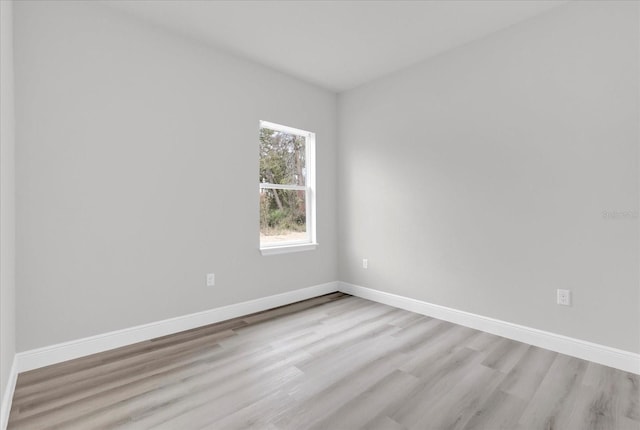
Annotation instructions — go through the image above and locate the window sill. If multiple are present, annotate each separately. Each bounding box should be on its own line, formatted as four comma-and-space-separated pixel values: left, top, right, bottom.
260, 243, 318, 256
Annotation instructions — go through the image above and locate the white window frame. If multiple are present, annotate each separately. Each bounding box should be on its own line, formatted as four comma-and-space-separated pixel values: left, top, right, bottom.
259, 120, 317, 256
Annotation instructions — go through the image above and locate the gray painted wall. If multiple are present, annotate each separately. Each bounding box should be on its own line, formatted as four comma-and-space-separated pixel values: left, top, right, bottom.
338, 1, 640, 353
10, 0, 639, 357
1, 0, 17, 406
14, 1, 338, 351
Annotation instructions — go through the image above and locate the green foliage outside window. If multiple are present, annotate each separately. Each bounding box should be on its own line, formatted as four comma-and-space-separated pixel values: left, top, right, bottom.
259, 128, 307, 236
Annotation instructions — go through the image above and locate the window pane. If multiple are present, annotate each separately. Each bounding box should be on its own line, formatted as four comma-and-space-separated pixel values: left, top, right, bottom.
260, 188, 307, 245
259, 127, 306, 186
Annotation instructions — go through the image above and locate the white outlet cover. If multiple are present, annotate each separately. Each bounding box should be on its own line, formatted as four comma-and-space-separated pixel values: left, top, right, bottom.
557, 289, 571, 306
362, 259, 368, 269
206, 273, 215, 286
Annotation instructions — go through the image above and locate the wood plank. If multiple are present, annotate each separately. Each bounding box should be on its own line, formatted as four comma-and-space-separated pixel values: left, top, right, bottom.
8, 293, 638, 430
516, 354, 589, 429
462, 389, 528, 430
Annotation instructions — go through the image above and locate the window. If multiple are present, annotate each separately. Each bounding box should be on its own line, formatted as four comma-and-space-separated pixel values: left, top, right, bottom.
259, 121, 316, 255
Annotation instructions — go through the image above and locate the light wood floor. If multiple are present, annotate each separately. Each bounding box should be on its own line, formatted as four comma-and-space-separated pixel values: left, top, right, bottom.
8, 293, 640, 429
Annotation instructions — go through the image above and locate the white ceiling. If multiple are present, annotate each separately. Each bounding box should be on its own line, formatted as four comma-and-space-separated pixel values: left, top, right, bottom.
104, 0, 567, 92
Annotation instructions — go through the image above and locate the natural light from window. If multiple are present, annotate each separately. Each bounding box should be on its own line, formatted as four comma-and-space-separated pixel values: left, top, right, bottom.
259, 121, 316, 255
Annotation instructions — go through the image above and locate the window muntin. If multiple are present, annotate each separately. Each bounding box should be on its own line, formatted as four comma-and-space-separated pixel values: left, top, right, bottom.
259, 121, 315, 251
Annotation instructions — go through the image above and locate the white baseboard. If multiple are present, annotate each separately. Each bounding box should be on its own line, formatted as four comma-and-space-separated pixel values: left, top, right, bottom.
16, 282, 339, 373
1, 357, 18, 430
338, 282, 640, 375
12, 280, 639, 379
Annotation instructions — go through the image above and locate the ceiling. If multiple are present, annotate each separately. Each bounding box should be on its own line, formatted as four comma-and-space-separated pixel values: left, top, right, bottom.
104, 0, 568, 92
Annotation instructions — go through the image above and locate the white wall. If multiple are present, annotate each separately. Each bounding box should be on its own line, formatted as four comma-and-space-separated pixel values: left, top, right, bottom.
1, 0, 17, 408
339, 0, 640, 353
14, 1, 338, 351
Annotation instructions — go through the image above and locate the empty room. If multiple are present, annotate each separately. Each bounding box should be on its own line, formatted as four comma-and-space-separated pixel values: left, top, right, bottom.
0, 0, 639, 429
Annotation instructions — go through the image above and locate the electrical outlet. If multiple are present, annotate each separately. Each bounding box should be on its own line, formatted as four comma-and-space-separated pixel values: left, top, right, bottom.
557, 289, 571, 306
206, 273, 215, 287
362, 259, 368, 269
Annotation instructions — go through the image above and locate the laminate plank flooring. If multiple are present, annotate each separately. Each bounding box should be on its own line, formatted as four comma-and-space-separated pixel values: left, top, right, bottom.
8, 293, 640, 430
